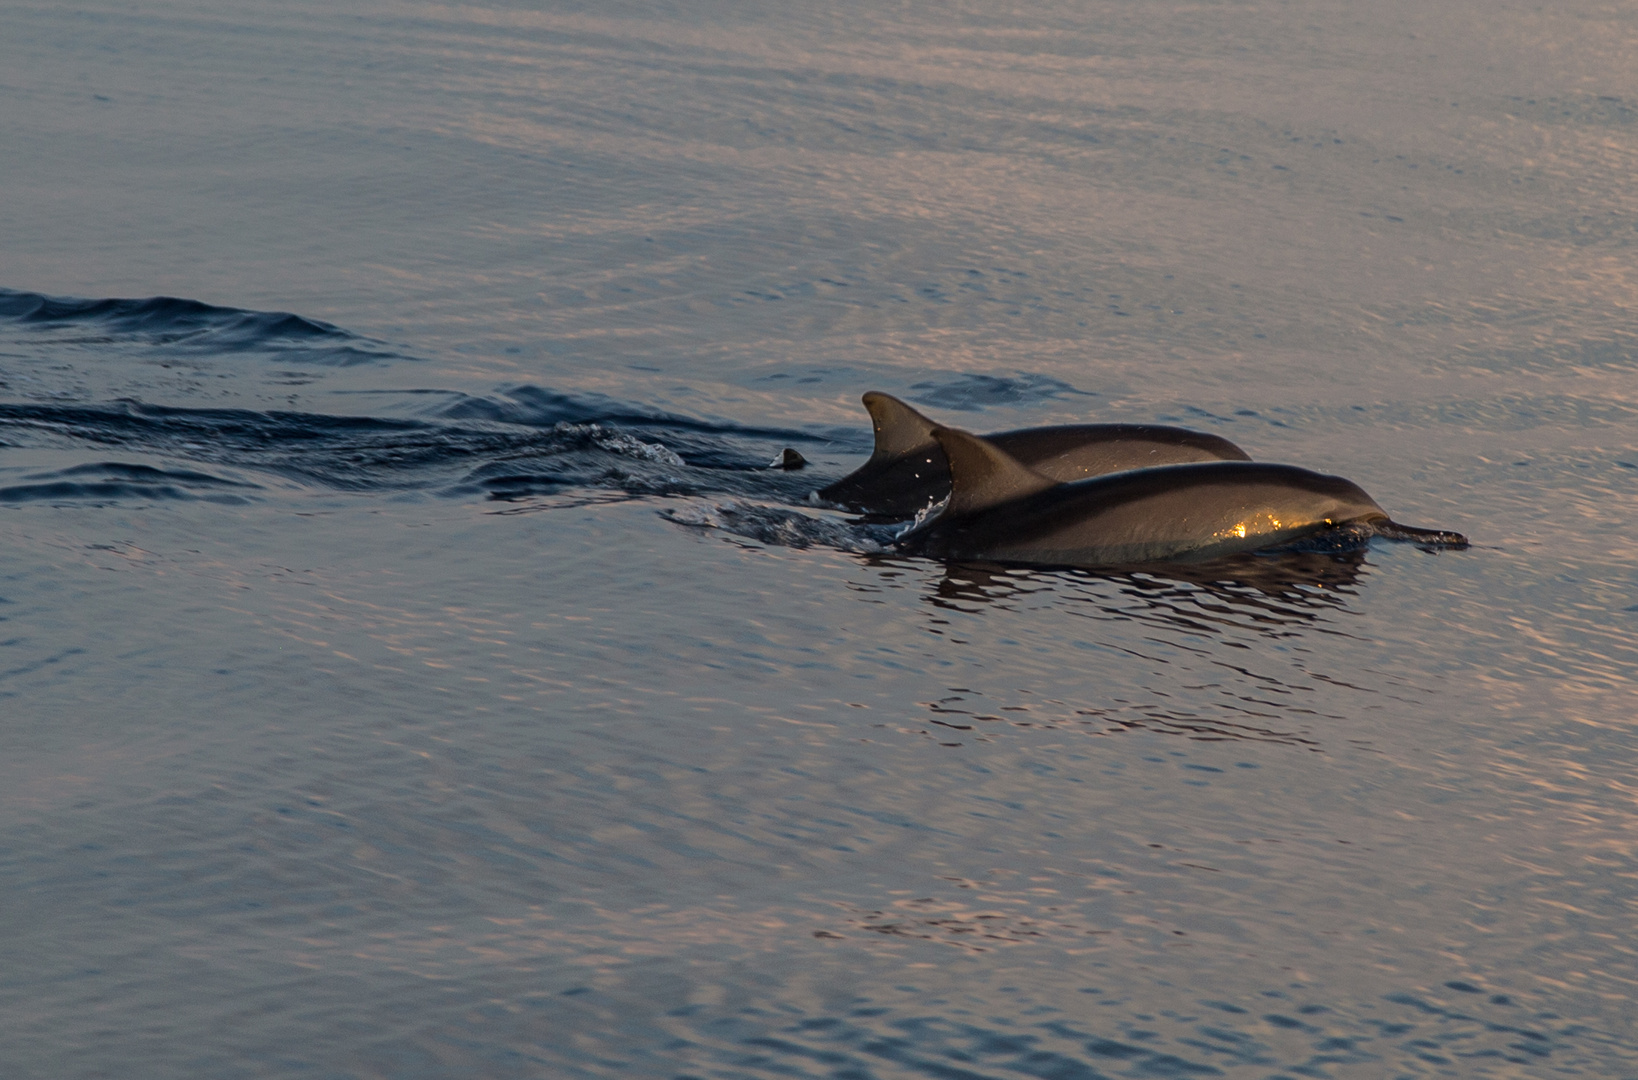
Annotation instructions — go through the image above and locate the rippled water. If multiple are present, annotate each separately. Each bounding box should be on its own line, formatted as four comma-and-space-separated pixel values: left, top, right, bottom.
3, 1, 1637, 1077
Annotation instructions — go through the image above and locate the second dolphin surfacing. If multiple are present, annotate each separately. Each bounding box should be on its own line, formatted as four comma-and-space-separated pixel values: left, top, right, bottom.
813, 392, 1249, 519
897, 427, 1466, 566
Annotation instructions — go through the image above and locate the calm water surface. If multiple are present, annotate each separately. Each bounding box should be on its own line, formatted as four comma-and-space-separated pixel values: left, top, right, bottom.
3, 1, 1637, 1076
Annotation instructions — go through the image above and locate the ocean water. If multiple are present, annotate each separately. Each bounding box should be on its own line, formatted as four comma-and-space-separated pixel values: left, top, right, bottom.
3, 1, 1637, 1076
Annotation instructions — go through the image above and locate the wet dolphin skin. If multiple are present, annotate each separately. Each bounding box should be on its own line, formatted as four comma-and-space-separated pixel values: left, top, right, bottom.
815, 391, 1250, 519
897, 427, 1467, 566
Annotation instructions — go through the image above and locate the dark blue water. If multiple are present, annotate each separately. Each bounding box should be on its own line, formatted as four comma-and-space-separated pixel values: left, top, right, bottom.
3, 2, 1637, 1077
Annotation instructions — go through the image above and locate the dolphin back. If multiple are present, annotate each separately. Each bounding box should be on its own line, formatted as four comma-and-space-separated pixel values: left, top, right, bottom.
937, 424, 1057, 515
990, 423, 1251, 480
903, 437, 1402, 566
812, 393, 947, 517
814, 392, 1254, 519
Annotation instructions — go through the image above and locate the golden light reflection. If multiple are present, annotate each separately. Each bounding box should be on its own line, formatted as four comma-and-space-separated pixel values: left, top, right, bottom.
1216, 515, 1284, 543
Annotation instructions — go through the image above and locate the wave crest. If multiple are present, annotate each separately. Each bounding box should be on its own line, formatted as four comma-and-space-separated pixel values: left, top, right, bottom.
0, 289, 407, 365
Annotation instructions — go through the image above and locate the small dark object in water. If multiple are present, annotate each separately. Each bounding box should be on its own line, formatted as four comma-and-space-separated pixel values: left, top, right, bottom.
772, 447, 807, 470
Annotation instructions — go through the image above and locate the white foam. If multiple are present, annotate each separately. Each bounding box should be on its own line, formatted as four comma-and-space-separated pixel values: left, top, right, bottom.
662, 500, 890, 553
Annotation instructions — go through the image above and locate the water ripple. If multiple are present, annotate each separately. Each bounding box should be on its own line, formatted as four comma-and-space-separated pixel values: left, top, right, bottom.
0, 288, 407, 366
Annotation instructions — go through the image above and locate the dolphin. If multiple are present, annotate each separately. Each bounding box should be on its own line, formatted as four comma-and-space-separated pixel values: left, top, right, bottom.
813, 391, 1250, 519
896, 426, 1466, 567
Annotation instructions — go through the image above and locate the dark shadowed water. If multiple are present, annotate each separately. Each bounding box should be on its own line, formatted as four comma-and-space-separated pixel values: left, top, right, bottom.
3, 1, 1637, 1076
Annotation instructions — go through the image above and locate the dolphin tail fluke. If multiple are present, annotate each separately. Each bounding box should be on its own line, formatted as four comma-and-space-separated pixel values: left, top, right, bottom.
1374, 520, 1469, 548
931, 426, 1058, 516
861, 392, 939, 458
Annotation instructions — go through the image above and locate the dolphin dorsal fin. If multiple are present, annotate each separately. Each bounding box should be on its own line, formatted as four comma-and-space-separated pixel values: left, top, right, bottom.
862, 392, 938, 459
933, 426, 1057, 515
